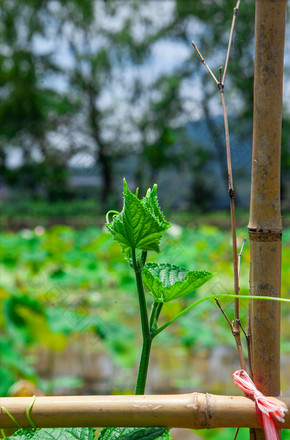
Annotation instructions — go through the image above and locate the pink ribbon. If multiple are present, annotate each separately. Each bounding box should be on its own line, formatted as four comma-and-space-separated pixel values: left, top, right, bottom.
233, 369, 287, 440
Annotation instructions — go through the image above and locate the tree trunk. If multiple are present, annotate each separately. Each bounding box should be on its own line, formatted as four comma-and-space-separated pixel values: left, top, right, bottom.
248, 1, 286, 438
87, 88, 114, 211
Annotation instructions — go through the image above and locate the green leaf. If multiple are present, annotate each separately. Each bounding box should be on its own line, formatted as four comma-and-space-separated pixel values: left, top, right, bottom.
4, 428, 96, 440
98, 427, 171, 440
106, 179, 170, 254
141, 185, 168, 228
143, 263, 214, 303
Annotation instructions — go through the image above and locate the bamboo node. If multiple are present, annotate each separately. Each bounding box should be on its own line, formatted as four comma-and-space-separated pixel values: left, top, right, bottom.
205, 393, 211, 429
248, 231, 282, 242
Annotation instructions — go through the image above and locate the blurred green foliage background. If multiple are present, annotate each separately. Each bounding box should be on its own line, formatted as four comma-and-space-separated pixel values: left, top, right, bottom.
1, 223, 290, 395
1, 223, 290, 438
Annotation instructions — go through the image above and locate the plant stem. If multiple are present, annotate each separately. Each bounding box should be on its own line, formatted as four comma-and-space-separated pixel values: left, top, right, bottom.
152, 294, 290, 338
132, 249, 152, 395
149, 301, 159, 330
149, 301, 163, 331
154, 303, 163, 329
140, 250, 147, 269
132, 249, 150, 340
135, 337, 152, 395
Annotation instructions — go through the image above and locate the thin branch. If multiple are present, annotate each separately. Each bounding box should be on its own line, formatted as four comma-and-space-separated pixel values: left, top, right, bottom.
219, 90, 233, 190
247, 330, 253, 378
233, 427, 240, 440
220, 89, 245, 370
222, 0, 241, 85
219, 66, 223, 84
191, 41, 219, 85
215, 299, 247, 372
219, 0, 244, 368
238, 318, 253, 377
238, 320, 247, 339
239, 319, 253, 377
237, 238, 247, 278
236, 237, 250, 371
215, 297, 233, 331
191, 1, 246, 371
152, 293, 290, 339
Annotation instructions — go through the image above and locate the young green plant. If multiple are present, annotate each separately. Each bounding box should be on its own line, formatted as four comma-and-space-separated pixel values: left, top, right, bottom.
106, 179, 214, 395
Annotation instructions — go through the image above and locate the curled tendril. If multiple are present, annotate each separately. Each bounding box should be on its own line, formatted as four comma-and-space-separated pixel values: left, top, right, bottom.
1, 406, 22, 429
105, 210, 119, 224
26, 395, 37, 429
1, 395, 37, 431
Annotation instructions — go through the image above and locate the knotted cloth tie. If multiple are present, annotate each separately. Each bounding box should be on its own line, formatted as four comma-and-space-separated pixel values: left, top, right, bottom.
233, 369, 287, 440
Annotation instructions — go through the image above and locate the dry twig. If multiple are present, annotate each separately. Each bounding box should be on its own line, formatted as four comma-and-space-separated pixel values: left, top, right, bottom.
215, 297, 233, 331
237, 238, 247, 278
223, 0, 241, 85
191, 42, 219, 85
233, 428, 240, 440
192, 0, 245, 371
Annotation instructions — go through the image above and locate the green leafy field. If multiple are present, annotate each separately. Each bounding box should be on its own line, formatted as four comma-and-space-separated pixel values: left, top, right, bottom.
0, 223, 290, 438
1, 224, 290, 392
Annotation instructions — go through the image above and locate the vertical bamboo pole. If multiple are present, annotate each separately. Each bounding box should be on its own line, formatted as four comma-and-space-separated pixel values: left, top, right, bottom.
248, 1, 286, 438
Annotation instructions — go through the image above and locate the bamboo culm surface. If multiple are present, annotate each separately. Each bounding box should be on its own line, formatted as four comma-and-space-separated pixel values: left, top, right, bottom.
0, 394, 289, 430
248, 0, 286, 396
248, 1, 287, 437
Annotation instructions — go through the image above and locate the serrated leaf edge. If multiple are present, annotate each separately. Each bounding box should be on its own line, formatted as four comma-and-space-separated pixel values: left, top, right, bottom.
143, 263, 214, 303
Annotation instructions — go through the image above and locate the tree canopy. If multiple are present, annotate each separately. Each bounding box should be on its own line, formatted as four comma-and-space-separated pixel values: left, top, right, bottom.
0, 0, 288, 211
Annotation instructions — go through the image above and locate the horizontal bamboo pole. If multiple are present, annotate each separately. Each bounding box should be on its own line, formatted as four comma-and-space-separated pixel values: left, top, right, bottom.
0, 394, 289, 430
